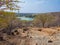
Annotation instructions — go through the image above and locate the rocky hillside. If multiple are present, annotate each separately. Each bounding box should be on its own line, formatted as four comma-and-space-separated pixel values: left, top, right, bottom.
0, 27, 60, 45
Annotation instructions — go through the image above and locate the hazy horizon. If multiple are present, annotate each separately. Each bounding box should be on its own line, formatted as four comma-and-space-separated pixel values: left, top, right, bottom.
17, 11, 60, 13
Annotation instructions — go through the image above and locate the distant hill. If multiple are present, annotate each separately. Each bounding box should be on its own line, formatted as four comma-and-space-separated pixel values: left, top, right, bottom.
16, 13, 34, 17
49, 12, 60, 17
16, 12, 60, 17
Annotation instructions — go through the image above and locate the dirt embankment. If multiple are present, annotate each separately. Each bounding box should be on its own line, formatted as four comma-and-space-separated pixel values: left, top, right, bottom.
0, 27, 60, 45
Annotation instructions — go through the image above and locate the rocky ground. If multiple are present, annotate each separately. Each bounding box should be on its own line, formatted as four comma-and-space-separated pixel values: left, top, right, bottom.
0, 27, 60, 45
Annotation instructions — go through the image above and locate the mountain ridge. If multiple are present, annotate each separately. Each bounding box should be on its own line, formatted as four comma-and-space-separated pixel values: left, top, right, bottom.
16, 12, 60, 17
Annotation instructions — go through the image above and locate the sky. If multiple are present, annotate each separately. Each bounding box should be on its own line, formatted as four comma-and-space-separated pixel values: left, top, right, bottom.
18, 0, 60, 13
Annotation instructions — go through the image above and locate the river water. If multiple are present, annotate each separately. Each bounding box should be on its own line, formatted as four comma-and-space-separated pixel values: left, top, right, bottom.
17, 16, 34, 21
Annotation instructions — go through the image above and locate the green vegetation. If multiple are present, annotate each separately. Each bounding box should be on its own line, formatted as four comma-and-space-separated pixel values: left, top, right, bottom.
0, 0, 20, 30
0, 11, 16, 30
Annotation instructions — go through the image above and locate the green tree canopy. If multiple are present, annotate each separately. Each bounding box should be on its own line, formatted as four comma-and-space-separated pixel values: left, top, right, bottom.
0, 11, 16, 30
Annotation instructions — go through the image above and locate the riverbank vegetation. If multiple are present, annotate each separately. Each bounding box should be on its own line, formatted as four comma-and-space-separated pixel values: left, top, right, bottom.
0, 11, 60, 32
18, 12, 60, 28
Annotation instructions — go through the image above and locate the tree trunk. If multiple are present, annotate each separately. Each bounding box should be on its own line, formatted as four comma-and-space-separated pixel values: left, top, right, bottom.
42, 23, 45, 27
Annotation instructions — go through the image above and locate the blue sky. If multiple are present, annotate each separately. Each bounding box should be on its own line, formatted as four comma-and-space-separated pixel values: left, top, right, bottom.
18, 0, 60, 13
